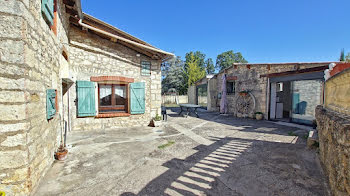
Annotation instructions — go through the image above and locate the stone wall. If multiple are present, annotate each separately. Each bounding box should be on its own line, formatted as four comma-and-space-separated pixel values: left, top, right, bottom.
187, 85, 196, 104
292, 80, 322, 118
69, 26, 162, 131
316, 106, 350, 195
325, 68, 350, 115
210, 63, 329, 119
0, 0, 69, 195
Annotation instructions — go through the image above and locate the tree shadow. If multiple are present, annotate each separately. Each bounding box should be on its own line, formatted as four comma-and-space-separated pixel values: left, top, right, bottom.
119, 136, 328, 196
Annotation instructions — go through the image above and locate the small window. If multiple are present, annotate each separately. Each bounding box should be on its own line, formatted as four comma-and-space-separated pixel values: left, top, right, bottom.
277, 82, 283, 92
141, 61, 151, 76
98, 84, 128, 113
227, 81, 235, 94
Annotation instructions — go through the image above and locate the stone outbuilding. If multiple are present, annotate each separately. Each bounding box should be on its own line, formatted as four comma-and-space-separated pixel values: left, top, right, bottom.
0, 0, 172, 195
198, 62, 341, 125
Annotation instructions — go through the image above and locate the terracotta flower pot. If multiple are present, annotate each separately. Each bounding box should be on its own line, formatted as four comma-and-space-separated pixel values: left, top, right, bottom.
153, 120, 162, 127
55, 149, 68, 161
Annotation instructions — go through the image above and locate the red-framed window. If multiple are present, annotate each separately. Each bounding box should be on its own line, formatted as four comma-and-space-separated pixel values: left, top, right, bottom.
98, 83, 129, 114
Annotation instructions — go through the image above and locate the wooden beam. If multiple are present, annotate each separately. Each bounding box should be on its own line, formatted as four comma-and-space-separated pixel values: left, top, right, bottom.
65, 5, 78, 16
62, 0, 75, 6
260, 66, 328, 78
118, 40, 157, 59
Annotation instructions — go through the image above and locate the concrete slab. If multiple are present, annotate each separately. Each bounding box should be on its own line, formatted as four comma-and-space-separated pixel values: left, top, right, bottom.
35, 109, 330, 196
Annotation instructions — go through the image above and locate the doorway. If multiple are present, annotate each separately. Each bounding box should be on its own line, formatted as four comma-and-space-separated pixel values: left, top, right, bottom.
196, 84, 207, 109
269, 80, 323, 125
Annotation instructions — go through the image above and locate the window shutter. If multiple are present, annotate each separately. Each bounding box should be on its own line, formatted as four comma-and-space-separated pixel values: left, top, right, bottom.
130, 82, 145, 114
77, 81, 96, 117
141, 61, 151, 76
46, 89, 56, 120
42, 0, 54, 26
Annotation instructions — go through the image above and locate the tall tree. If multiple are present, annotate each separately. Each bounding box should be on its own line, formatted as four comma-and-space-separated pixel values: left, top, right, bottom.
185, 53, 206, 86
205, 58, 215, 74
340, 48, 345, 62
345, 53, 350, 63
185, 51, 206, 71
161, 56, 187, 95
216, 50, 248, 71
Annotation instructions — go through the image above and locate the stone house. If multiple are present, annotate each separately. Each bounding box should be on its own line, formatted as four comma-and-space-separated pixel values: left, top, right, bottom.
0, 0, 172, 195
196, 62, 340, 125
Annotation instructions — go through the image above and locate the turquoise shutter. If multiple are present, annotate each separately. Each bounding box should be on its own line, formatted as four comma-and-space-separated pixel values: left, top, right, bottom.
46, 89, 56, 120
42, 0, 54, 26
77, 81, 96, 117
130, 82, 145, 114
141, 61, 151, 76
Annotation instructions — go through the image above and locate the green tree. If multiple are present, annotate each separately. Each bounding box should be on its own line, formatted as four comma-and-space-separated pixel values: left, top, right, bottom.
186, 53, 206, 86
216, 50, 248, 71
340, 48, 345, 62
161, 56, 187, 95
345, 53, 350, 62
185, 51, 206, 71
205, 58, 215, 74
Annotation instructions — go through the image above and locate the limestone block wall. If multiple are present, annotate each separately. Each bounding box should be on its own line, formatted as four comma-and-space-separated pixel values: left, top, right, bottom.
207, 77, 218, 111
316, 67, 350, 195
69, 27, 162, 131
212, 63, 328, 118
187, 85, 196, 104
292, 80, 322, 118
325, 68, 350, 115
316, 106, 350, 195
0, 0, 69, 195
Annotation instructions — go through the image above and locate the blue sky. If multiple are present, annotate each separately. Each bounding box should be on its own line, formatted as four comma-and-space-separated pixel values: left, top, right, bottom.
82, 0, 350, 63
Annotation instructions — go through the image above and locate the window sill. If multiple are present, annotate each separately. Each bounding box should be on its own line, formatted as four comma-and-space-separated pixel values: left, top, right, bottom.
96, 113, 131, 118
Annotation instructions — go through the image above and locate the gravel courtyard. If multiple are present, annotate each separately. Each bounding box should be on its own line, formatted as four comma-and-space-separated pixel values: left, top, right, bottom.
35, 108, 330, 196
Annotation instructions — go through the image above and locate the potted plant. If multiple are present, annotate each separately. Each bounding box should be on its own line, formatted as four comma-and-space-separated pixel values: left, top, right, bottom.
239, 90, 249, 96
55, 115, 68, 161
255, 112, 263, 120
153, 114, 162, 127
55, 145, 68, 161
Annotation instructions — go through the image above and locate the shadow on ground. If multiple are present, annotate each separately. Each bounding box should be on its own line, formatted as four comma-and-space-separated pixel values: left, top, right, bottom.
120, 135, 328, 195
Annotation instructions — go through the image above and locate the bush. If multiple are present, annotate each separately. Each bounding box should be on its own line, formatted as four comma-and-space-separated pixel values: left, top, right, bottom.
154, 114, 162, 121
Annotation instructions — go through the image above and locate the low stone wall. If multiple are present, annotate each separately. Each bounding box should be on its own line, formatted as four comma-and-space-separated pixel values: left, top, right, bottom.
162, 95, 188, 104
315, 105, 350, 195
